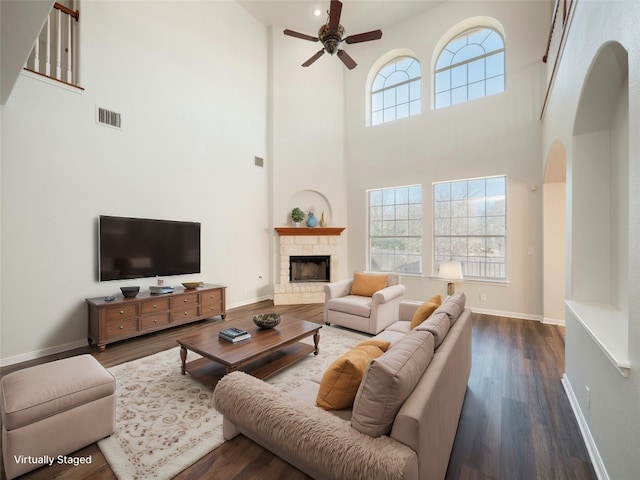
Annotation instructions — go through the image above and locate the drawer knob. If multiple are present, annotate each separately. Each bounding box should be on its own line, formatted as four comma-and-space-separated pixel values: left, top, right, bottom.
119, 310, 124, 315
184, 311, 188, 316
184, 299, 188, 303
119, 325, 124, 330
153, 319, 157, 324
153, 304, 158, 309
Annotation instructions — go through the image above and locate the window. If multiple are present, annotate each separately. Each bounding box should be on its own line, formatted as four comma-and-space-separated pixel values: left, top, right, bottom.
433, 176, 506, 279
434, 27, 504, 109
371, 57, 421, 126
368, 185, 422, 274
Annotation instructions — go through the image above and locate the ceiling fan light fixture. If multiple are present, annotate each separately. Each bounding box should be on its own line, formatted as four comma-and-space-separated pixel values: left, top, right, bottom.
283, 0, 382, 70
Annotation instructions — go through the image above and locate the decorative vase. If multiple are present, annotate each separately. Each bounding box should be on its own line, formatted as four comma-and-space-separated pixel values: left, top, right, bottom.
320, 211, 327, 227
306, 212, 318, 228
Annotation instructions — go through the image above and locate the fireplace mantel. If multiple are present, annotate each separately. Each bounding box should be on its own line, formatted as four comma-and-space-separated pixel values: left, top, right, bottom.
274, 227, 345, 236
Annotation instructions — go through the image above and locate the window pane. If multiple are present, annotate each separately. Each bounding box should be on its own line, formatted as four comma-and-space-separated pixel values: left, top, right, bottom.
486, 52, 505, 77
435, 70, 450, 93
370, 56, 422, 126
433, 175, 507, 279
396, 83, 409, 104
409, 80, 421, 101
483, 30, 504, 53
486, 75, 504, 95
372, 92, 383, 112
436, 49, 454, 69
451, 64, 467, 88
435, 91, 450, 109
468, 58, 485, 83
468, 81, 485, 100
434, 27, 505, 110
368, 185, 422, 274
451, 86, 467, 104
386, 70, 409, 88
452, 44, 485, 65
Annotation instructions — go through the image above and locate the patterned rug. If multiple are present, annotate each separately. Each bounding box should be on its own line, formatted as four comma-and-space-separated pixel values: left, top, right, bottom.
98, 325, 368, 479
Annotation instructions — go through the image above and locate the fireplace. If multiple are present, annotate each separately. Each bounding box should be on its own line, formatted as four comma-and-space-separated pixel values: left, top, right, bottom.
289, 255, 330, 283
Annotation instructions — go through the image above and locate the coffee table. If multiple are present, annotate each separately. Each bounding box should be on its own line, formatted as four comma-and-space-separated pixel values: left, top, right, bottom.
176, 316, 321, 383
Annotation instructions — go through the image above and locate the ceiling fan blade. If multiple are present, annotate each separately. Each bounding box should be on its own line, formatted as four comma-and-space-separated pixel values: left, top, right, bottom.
284, 29, 319, 42
328, 0, 343, 30
344, 29, 383, 44
337, 49, 357, 70
302, 49, 325, 67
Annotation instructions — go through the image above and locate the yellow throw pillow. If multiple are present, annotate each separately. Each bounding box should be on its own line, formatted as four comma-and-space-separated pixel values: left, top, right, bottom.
350, 273, 389, 297
410, 294, 442, 330
316, 340, 390, 410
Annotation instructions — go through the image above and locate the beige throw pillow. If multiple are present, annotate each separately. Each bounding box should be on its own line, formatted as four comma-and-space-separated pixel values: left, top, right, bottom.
351, 331, 435, 437
350, 273, 388, 297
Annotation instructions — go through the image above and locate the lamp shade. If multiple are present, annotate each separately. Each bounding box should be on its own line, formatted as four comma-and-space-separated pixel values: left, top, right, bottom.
438, 261, 463, 281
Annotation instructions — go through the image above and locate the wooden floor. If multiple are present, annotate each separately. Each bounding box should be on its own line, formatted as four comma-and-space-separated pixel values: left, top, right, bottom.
0, 301, 596, 480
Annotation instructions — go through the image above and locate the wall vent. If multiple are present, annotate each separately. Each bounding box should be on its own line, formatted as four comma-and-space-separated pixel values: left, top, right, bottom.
96, 106, 122, 129
254, 156, 264, 167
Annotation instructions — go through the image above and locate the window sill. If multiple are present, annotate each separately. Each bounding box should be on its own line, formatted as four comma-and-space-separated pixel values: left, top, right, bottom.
427, 275, 510, 286
565, 300, 630, 378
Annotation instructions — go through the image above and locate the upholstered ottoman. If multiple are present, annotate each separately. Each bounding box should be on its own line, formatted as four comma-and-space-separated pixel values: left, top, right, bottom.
1, 354, 115, 479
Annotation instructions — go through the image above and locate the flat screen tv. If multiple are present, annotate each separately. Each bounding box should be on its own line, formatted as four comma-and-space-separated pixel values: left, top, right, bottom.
98, 215, 201, 281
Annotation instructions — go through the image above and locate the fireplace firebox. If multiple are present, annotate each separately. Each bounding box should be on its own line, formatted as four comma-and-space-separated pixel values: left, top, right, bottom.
289, 255, 330, 283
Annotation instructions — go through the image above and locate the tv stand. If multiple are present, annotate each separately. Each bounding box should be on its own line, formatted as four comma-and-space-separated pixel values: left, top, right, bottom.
86, 283, 226, 352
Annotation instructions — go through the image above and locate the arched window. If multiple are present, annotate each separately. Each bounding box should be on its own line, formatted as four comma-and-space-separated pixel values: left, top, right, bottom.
434, 27, 504, 109
371, 56, 421, 125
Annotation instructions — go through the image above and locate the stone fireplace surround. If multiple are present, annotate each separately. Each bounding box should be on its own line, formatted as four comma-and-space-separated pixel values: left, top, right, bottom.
273, 227, 345, 305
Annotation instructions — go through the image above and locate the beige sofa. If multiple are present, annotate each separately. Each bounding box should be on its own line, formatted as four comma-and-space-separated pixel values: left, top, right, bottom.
324, 272, 406, 334
214, 293, 471, 480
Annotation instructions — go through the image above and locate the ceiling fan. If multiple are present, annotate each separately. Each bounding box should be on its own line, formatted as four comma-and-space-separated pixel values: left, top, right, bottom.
283, 0, 383, 70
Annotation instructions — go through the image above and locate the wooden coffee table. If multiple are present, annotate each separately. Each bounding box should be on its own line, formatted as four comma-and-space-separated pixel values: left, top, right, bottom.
176, 316, 321, 384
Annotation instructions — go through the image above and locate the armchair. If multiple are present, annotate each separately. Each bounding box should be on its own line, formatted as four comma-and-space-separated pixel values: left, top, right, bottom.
323, 272, 406, 334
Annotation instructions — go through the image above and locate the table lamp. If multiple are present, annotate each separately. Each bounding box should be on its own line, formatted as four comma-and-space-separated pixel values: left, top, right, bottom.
438, 261, 463, 295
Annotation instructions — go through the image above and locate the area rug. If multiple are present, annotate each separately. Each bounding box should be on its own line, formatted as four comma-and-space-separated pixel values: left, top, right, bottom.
98, 325, 369, 480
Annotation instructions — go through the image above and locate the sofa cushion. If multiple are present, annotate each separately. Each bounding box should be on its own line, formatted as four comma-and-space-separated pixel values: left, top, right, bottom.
326, 295, 372, 317
316, 340, 390, 410
409, 294, 442, 330
435, 292, 466, 326
350, 273, 388, 297
415, 311, 450, 348
351, 331, 435, 437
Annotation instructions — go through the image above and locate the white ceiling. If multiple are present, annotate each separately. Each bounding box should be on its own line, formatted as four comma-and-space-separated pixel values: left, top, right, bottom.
237, 0, 445, 37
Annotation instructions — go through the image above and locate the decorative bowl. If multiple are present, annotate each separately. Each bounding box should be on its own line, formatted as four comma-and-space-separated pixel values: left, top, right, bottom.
120, 286, 140, 298
253, 313, 281, 329
182, 282, 202, 289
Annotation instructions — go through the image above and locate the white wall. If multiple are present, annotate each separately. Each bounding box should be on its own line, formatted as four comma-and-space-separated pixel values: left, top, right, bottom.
542, 181, 565, 323
0, 1, 270, 363
342, 0, 547, 317
269, 27, 349, 283
542, 1, 640, 478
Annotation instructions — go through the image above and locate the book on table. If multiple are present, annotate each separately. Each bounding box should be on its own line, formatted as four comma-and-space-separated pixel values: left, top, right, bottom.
219, 331, 251, 343
219, 327, 248, 338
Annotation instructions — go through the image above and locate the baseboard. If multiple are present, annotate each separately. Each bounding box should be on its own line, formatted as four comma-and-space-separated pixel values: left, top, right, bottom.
227, 295, 273, 310
0, 338, 88, 367
561, 373, 609, 480
470, 307, 542, 322
542, 316, 566, 326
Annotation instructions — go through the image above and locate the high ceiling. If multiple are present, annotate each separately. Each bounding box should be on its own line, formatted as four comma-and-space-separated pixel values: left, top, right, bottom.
237, 0, 445, 37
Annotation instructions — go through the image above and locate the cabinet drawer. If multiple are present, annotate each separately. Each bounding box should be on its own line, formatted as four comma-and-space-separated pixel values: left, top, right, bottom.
104, 304, 138, 322
200, 289, 222, 306
140, 312, 171, 330
171, 293, 198, 309
140, 298, 170, 314
106, 317, 138, 338
171, 306, 199, 322
199, 303, 222, 317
